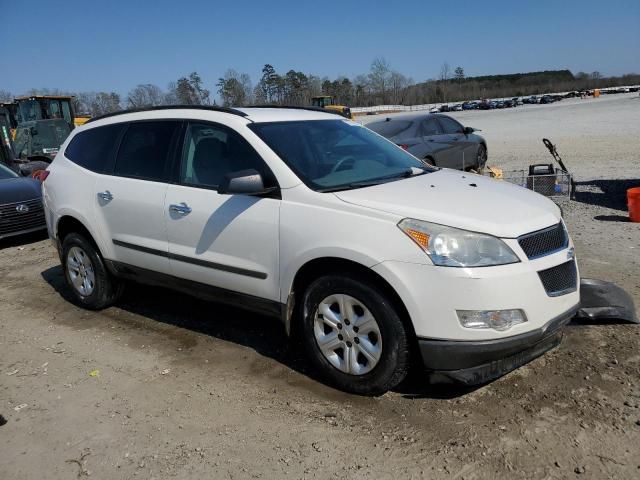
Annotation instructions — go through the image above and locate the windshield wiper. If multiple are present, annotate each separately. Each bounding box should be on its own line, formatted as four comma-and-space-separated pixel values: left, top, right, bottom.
317, 167, 428, 193
346, 167, 427, 189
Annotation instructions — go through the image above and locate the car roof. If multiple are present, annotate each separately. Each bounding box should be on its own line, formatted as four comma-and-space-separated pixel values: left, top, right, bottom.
368, 112, 451, 123
84, 105, 341, 127
237, 107, 340, 122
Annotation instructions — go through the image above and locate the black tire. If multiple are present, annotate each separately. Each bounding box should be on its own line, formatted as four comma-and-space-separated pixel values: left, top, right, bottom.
61, 233, 123, 310
476, 144, 487, 171
424, 156, 436, 167
299, 274, 410, 396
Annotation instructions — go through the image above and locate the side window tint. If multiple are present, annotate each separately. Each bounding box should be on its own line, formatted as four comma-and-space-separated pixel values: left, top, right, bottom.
438, 116, 463, 134
114, 121, 178, 181
180, 122, 272, 189
64, 124, 123, 173
421, 118, 441, 136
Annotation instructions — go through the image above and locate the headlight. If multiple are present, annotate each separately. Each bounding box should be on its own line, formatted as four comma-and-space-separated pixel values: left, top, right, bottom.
398, 219, 520, 267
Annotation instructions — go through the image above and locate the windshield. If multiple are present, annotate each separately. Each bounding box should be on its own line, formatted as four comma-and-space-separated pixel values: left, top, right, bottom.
250, 119, 431, 191
17, 100, 42, 123
31, 121, 71, 154
0, 163, 19, 179
367, 120, 412, 138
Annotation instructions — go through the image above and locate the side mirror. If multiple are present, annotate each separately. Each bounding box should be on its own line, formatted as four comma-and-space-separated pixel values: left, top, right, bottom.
463, 126, 475, 134
218, 169, 276, 196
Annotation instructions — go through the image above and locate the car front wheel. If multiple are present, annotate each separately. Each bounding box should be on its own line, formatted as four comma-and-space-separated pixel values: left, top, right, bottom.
300, 275, 410, 395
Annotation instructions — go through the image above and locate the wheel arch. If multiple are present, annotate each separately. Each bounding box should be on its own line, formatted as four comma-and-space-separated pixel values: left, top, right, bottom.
285, 257, 417, 347
424, 155, 436, 166
56, 215, 105, 259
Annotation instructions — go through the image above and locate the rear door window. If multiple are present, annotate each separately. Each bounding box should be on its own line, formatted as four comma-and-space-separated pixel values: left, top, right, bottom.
113, 121, 179, 182
437, 116, 463, 134
64, 124, 124, 173
420, 118, 442, 136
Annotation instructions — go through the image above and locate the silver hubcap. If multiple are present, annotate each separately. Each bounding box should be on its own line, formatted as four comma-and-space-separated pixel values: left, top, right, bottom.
66, 246, 96, 296
313, 294, 382, 375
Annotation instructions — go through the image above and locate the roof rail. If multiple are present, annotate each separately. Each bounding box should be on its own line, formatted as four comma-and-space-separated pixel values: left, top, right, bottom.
85, 105, 248, 124
242, 105, 344, 116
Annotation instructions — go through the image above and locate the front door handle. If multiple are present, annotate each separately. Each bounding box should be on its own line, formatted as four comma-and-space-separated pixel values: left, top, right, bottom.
169, 203, 192, 216
98, 190, 113, 201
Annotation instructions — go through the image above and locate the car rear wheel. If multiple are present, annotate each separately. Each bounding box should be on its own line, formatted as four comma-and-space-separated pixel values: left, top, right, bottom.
62, 233, 123, 310
300, 275, 410, 395
475, 144, 487, 173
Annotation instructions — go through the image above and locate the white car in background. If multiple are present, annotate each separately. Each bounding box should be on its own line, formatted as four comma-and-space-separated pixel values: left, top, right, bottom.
42, 106, 580, 395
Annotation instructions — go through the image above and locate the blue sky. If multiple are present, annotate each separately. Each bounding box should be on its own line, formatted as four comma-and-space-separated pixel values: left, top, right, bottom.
2, 0, 638, 98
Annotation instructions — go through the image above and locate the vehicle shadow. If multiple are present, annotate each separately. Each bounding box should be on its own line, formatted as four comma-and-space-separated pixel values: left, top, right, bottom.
40, 264, 478, 400
574, 178, 639, 211
0, 230, 48, 251
593, 214, 630, 222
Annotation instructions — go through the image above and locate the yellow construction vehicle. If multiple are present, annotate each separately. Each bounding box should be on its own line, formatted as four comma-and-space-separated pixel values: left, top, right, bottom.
311, 96, 352, 119
74, 115, 91, 126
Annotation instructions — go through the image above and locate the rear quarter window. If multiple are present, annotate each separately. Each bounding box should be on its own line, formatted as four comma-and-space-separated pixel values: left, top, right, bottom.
367, 120, 412, 138
64, 124, 124, 173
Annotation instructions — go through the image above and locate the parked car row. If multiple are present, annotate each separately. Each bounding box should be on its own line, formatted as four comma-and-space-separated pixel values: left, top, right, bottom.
433, 91, 593, 111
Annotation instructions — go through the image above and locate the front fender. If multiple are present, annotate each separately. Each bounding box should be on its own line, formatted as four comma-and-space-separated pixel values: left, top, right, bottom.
279, 246, 382, 304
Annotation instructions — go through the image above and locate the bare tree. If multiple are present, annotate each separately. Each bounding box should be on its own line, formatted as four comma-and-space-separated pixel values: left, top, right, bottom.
164, 82, 178, 105
439, 62, 451, 102
389, 71, 411, 104
89, 92, 121, 116
369, 57, 392, 104
127, 84, 165, 108
0, 90, 13, 102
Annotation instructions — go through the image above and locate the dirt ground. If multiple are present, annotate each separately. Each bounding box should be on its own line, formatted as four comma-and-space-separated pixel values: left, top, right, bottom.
2, 93, 639, 479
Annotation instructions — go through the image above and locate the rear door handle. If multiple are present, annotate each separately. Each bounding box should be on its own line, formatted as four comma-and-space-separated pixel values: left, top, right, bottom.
169, 203, 192, 216
98, 190, 113, 201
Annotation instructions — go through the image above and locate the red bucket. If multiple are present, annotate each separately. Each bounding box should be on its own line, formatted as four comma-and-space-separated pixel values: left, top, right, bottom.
628, 187, 640, 223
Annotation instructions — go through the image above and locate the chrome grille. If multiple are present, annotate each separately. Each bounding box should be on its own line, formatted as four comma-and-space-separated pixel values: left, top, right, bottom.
518, 223, 568, 259
0, 198, 46, 237
538, 260, 577, 297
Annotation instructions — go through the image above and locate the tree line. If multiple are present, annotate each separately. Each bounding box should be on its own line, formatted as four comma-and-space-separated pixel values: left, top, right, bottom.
1, 59, 638, 117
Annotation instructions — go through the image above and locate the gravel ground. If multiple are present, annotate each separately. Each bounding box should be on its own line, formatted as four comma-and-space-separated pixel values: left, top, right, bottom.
1, 94, 639, 479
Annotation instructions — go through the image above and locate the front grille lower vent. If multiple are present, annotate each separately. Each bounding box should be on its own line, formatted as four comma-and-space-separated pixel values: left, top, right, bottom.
538, 260, 578, 297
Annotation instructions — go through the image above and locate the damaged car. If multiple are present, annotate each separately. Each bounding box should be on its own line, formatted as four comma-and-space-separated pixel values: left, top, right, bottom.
43, 106, 580, 395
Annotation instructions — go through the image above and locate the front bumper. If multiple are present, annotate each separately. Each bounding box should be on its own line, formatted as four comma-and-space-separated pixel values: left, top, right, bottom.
418, 304, 578, 385
372, 246, 580, 341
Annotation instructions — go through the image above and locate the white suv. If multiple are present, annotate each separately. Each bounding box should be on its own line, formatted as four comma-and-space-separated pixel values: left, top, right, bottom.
42, 106, 580, 395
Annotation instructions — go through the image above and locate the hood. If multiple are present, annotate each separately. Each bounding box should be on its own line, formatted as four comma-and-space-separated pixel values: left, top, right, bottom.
0, 177, 42, 204
334, 169, 560, 238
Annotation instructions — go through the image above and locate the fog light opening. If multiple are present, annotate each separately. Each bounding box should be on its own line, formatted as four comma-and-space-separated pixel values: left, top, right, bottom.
456, 309, 527, 331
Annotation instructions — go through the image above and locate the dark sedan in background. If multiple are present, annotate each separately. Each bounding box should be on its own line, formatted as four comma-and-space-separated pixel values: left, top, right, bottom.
366, 113, 487, 171
0, 163, 46, 240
